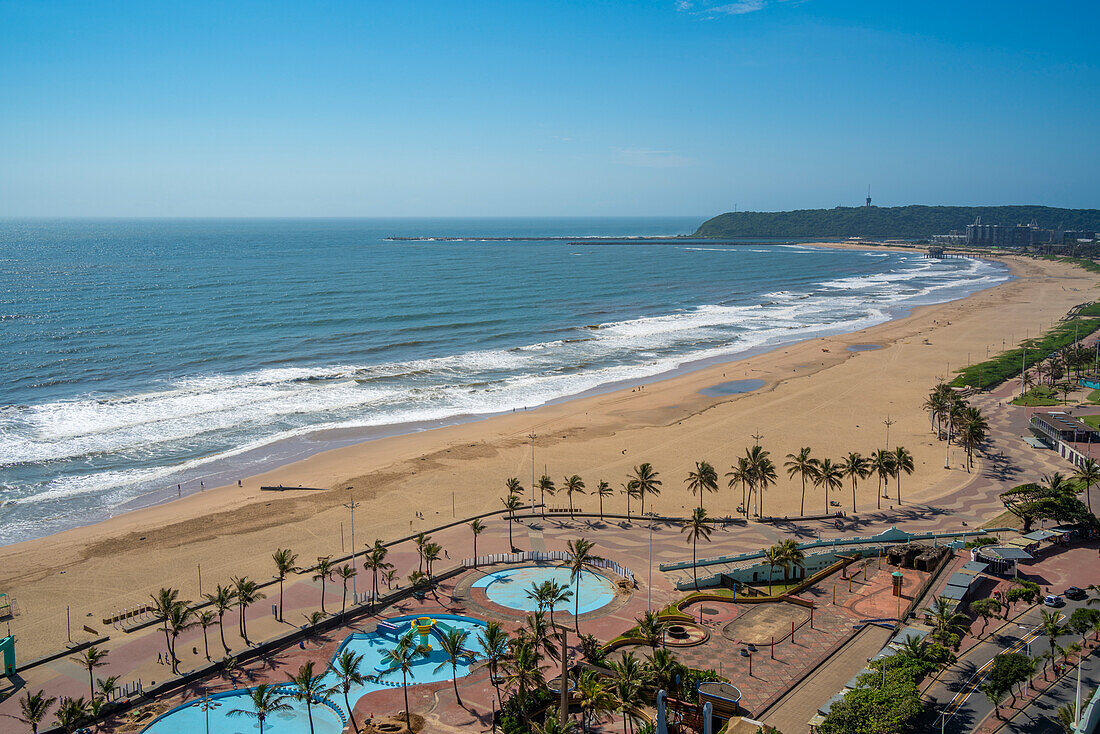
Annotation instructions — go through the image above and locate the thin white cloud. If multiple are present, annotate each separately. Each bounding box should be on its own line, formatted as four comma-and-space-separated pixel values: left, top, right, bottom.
677, 0, 799, 16
612, 148, 693, 168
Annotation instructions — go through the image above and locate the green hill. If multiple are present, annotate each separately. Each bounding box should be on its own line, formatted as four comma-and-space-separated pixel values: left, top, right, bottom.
693, 205, 1100, 239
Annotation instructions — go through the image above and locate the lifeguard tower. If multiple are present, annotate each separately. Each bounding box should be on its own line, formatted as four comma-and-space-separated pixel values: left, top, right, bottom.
1, 635, 14, 677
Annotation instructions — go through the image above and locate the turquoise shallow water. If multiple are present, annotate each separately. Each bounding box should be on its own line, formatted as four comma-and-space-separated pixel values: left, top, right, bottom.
142, 614, 486, 734
472, 566, 617, 614
0, 218, 1009, 544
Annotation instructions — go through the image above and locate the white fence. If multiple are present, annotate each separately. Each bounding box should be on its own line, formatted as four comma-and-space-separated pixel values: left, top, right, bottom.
462, 551, 635, 584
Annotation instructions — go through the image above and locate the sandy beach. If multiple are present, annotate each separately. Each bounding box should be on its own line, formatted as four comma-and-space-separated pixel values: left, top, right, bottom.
1, 253, 1095, 660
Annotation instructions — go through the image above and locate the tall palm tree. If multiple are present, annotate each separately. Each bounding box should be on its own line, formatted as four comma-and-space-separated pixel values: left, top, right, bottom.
620, 481, 638, 518
506, 477, 524, 498
52, 697, 88, 734
870, 449, 895, 509
752, 449, 778, 518
839, 451, 871, 513
469, 518, 485, 566
629, 463, 662, 516
70, 646, 107, 701
364, 540, 390, 606
924, 596, 969, 647
777, 538, 805, 582
1075, 457, 1100, 513
545, 580, 573, 626
205, 583, 237, 654
645, 648, 682, 696
785, 447, 820, 516
434, 627, 474, 708
607, 651, 650, 734
764, 544, 783, 595
165, 601, 196, 673
814, 458, 844, 514
333, 650, 365, 733
150, 587, 182, 673
633, 610, 666, 649
414, 532, 430, 574
523, 610, 559, 664
726, 458, 750, 516
381, 641, 430, 733
681, 507, 713, 591
1040, 609, 1069, 659
537, 475, 556, 516
575, 668, 616, 733
957, 407, 989, 473
502, 492, 523, 550
227, 683, 291, 734
288, 660, 332, 734
422, 542, 442, 577
313, 557, 335, 614
564, 538, 602, 634
504, 638, 545, 724
596, 480, 613, 519
271, 548, 300, 622
232, 576, 265, 643
892, 446, 915, 504
14, 689, 56, 734
685, 461, 718, 510
563, 475, 586, 517
922, 384, 950, 437
335, 564, 357, 614
195, 610, 215, 661
477, 621, 510, 717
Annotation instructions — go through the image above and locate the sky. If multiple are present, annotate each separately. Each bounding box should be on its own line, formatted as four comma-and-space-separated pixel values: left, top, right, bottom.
1, 1, 1097, 217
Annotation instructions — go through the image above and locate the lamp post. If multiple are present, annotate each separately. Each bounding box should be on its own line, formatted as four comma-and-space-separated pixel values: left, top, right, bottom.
344, 488, 359, 602
648, 513, 655, 611
528, 433, 537, 513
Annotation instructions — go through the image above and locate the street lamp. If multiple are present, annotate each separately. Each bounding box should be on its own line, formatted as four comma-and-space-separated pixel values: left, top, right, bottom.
528, 433, 537, 513
647, 512, 656, 611
344, 488, 360, 602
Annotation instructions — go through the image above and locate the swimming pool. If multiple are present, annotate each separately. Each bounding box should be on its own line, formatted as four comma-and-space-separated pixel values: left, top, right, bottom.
142, 614, 487, 734
471, 565, 617, 615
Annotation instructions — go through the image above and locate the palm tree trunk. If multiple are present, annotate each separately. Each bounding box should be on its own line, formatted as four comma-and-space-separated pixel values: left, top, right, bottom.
320, 580, 326, 614
693, 537, 699, 591
453, 663, 462, 707
402, 668, 411, 733
203, 626, 210, 660
307, 703, 315, 734
851, 478, 857, 513
345, 689, 358, 734
575, 577, 582, 635
219, 614, 229, 654
799, 477, 805, 515
279, 579, 285, 622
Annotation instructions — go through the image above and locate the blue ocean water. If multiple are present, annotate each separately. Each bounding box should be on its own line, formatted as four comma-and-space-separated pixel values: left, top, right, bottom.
0, 218, 1009, 544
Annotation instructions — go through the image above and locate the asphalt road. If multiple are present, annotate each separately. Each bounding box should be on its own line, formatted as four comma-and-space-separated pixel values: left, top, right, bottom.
923, 597, 1096, 733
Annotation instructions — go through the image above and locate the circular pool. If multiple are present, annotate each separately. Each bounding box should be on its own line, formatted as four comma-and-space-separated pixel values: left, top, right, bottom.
471, 565, 617, 615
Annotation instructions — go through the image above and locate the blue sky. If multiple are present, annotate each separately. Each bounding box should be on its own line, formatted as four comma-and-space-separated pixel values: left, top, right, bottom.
1, 1, 1097, 217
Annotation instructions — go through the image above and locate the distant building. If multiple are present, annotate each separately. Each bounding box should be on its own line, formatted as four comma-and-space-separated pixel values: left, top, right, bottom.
965, 222, 1051, 247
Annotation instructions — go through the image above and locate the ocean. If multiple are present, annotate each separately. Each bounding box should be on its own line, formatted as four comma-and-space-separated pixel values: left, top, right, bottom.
0, 218, 1009, 545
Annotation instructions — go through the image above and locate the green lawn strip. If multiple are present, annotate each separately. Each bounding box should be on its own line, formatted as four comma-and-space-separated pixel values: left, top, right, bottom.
1089, 388, 1100, 404
1009, 386, 1062, 406
1081, 414, 1100, 430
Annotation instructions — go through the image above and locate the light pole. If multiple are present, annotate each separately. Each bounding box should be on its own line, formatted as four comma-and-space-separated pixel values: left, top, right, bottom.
884, 415, 896, 494
648, 513, 655, 611
344, 488, 359, 602
528, 433, 537, 513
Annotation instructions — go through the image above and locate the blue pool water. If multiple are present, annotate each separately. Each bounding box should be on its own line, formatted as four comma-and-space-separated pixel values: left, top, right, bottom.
142, 614, 486, 734
471, 565, 617, 614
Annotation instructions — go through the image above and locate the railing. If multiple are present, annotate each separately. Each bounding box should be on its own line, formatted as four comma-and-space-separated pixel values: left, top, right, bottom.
461, 551, 635, 583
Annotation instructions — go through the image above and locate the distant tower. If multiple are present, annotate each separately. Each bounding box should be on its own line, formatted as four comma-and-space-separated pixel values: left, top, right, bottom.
865, 185, 872, 207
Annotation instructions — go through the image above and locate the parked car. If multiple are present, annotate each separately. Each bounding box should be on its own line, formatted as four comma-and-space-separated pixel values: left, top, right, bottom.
1044, 594, 1064, 607
1065, 586, 1087, 600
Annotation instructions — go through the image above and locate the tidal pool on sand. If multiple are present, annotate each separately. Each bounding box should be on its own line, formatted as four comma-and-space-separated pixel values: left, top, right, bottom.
471, 565, 617, 614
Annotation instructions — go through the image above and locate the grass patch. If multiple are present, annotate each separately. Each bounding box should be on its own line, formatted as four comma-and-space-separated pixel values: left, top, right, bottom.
1081, 415, 1100, 430
1088, 388, 1100, 404
980, 509, 1022, 530
743, 581, 802, 596
1010, 385, 1062, 406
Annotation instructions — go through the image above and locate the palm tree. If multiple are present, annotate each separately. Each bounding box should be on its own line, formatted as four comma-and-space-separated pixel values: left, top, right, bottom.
506, 477, 524, 498
271, 548, 300, 622
1054, 702, 1078, 733
629, 463, 662, 516
52, 697, 88, 734
288, 660, 331, 734
477, 621, 510, 717
502, 493, 523, 550
232, 576, 265, 643
778, 538, 806, 582
537, 475, 556, 516
13, 690, 56, 734
196, 610, 215, 660
70, 646, 107, 701
575, 668, 616, 733
313, 557, 335, 614
785, 447, 820, 516
957, 407, 989, 472
636, 610, 667, 649
227, 683, 291, 734
335, 564, 357, 614
333, 650, 365, 733
414, 532, 430, 574
422, 542, 442, 577
685, 461, 718, 510
645, 648, 682, 695
364, 540, 390, 606
892, 446, 914, 503
596, 480, 613, 519
1075, 457, 1100, 513
924, 596, 969, 647
205, 583, 237, 654
382, 641, 430, 732
563, 475, 586, 517
870, 449, 895, 509
726, 458, 750, 515
751, 448, 778, 517
1040, 609, 1069, 658
150, 587, 182, 673
526, 581, 552, 616
524, 611, 558, 664
839, 451, 871, 513
621, 481, 638, 518
982, 682, 1005, 720
814, 458, 844, 514
469, 518, 485, 566
607, 651, 650, 734
435, 627, 474, 707
504, 638, 546, 724
545, 580, 573, 626
167, 601, 196, 673
764, 544, 783, 595
923, 384, 951, 437
681, 507, 713, 591
564, 538, 602, 634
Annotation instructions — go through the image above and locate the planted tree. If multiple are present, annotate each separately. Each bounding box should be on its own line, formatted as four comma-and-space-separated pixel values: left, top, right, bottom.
785, 447, 820, 516
685, 460, 718, 510
839, 451, 871, 513
502, 493, 523, 550
205, 583, 237, 654
681, 507, 713, 591
336, 564, 357, 614
563, 474, 586, 517
70, 646, 108, 701
333, 650, 364, 733
313, 557, 335, 614
13, 689, 56, 734
288, 660, 332, 734
272, 548, 301, 622
227, 683, 291, 734
435, 627, 474, 708
629, 463, 662, 516
564, 538, 602, 634
596, 480, 613, 519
